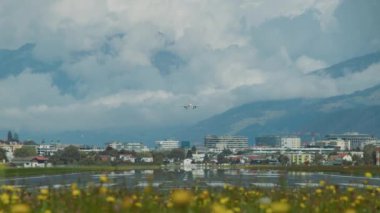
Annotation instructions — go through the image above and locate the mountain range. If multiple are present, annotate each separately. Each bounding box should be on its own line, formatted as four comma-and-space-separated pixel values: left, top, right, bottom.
180, 84, 380, 144
180, 52, 380, 144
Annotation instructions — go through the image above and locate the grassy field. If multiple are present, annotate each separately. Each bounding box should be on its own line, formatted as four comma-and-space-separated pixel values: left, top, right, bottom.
1, 164, 380, 178
0, 173, 378, 212
0, 165, 161, 178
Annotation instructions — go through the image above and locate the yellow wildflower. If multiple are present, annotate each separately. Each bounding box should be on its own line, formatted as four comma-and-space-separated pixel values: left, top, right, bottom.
167, 202, 173, 208
99, 175, 108, 183
0, 193, 10, 204
11, 204, 30, 213
345, 208, 356, 213
99, 186, 107, 194
271, 202, 290, 213
122, 197, 133, 209
171, 189, 193, 206
211, 203, 233, 213
11, 194, 19, 202
71, 183, 78, 191
347, 187, 355, 192
40, 188, 49, 195
220, 197, 229, 204
365, 172, 372, 178
300, 203, 306, 208
200, 190, 209, 199
356, 195, 364, 201
315, 189, 322, 195
1, 185, 15, 192
319, 180, 325, 186
37, 194, 47, 201
72, 189, 81, 197
135, 202, 142, 208
340, 196, 349, 202
106, 196, 115, 203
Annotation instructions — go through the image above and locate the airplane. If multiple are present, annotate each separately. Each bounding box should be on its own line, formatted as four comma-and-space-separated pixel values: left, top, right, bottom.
183, 103, 199, 110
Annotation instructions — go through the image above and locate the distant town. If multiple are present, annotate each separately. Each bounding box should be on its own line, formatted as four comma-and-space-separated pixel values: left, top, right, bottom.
1, 131, 380, 168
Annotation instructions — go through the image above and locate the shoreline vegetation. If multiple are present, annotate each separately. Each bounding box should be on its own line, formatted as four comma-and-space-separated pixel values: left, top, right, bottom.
0, 164, 380, 178
0, 173, 378, 212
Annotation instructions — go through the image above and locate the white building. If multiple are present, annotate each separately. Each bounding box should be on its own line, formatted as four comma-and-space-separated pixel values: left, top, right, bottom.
124, 142, 149, 152
107, 141, 124, 150
192, 153, 205, 163
325, 132, 377, 150
314, 139, 350, 150
286, 153, 313, 165
119, 154, 135, 163
37, 144, 59, 156
107, 141, 149, 152
204, 135, 248, 150
79, 145, 103, 153
280, 136, 301, 148
155, 140, 180, 150
141, 157, 154, 163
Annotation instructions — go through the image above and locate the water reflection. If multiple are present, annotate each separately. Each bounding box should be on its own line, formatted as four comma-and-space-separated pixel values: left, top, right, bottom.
1, 169, 379, 191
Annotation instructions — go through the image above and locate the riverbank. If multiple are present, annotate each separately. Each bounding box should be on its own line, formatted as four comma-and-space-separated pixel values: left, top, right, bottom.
0, 165, 161, 178
0, 164, 379, 178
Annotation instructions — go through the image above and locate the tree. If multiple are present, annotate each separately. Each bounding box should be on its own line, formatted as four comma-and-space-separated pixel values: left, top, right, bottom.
102, 146, 118, 157
168, 149, 185, 162
13, 133, 19, 142
203, 154, 210, 163
23, 140, 37, 145
221, 149, 233, 156
14, 146, 37, 157
352, 154, 364, 166
61, 145, 81, 164
191, 146, 197, 153
216, 149, 233, 164
78, 152, 97, 165
7, 131, 12, 142
152, 152, 166, 164
48, 150, 63, 165
363, 144, 376, 165
217, 153, 228, 164
278, 155, 289, 166
314, 153, 324, 165
0, 148, 7, 162
119, 149, 136, 156
186, 150, 193, 159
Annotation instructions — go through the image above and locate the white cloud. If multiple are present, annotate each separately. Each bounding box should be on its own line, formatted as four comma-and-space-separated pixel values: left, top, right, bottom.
313, 0, 341, 31
335, 63, 380, 94
3, 0, 379, 137
295, 55, 327, 73
0, 70, 74, 107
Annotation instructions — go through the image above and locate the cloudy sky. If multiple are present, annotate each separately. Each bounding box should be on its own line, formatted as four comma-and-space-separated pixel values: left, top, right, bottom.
0, 0, 379, 142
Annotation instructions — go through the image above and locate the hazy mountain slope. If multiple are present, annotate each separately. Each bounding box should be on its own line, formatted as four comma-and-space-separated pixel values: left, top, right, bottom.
311, 51, 380, 78
181, 84, 380, 143
0, 44, 60, 78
